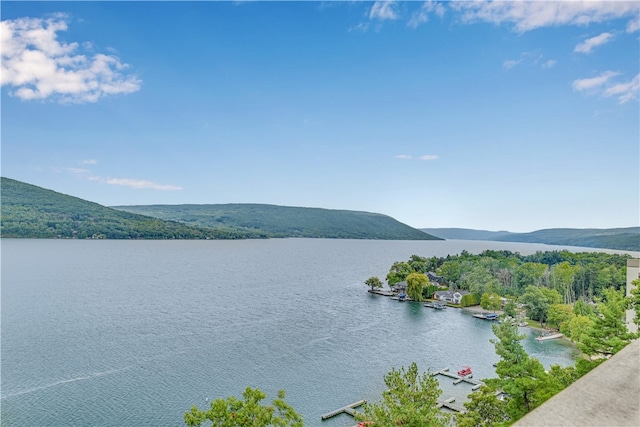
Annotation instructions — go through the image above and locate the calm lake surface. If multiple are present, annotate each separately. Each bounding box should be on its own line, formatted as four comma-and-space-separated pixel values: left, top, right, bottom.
3, 238, 625, 426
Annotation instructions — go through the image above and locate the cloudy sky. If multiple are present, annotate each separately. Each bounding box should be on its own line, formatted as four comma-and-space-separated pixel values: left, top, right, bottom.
2, 1, 638, 232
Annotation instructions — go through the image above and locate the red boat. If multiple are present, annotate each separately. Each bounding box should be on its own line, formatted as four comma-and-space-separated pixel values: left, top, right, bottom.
457, 366, 472, 377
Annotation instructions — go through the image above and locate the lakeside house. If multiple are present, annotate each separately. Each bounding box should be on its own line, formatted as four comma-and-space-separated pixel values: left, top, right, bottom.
427, 271, 445, 284
391, 281, 407, 294
433, 289, 470, 305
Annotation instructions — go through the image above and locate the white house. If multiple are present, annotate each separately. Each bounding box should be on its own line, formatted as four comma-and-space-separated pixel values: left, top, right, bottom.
433, 289, 470, 304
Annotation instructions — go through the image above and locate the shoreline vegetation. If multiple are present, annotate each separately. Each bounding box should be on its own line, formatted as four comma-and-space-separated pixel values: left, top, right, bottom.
358, 250, 639, 426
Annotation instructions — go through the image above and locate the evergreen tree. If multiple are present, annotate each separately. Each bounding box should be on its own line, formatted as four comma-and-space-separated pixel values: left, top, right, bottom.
184, 387, 302, 427
490, 322, 553, 421
455, 385, 509, 427
579, 287, 634, 357
356, 362, 447, 427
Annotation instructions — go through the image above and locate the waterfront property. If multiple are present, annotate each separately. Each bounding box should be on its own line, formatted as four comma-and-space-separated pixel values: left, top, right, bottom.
433, 289, 470, 304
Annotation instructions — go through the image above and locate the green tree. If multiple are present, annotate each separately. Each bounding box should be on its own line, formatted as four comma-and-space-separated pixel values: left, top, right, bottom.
514, 262, 548, 293
437, 260, 462, 286
490, 322, 554, 421
481, 293, 502, 312
386, 261, 413, 286
550, 262, 579, 304
455, 385, 509, 427
579, 287, 634, 358
406, 272, 429, 302
356, 362, 447, 427
573, 299, 594, 317
460, 293, 480, 307
503, 299, 518, 318
564, 314, 594, 344
184, 387, 303, 427
547, 304, 575, 331
365, 276, 383, 291
520, 286, 561, 327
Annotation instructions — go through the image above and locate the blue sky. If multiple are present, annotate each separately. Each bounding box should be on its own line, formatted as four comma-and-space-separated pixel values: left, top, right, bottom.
2, 1, 639, 232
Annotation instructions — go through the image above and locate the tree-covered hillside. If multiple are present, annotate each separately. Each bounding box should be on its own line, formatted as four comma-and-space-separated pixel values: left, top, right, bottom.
491, 227, 640, 252
422, 227, 639, 252
0, 177, 264, 239
112, 204, 440, 240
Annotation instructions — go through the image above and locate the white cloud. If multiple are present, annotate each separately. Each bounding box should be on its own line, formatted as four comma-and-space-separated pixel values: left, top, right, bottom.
395, 154, 439, 161
1, 15, 141, 103
451, 1, 639, 33
627, 15, 640, 32
104, 178, 182, 191
503, 58, 523, 69
603, 73, 640, 104
348, 22, 370, 33
408, 1, 446, 29
574, 32, 614, 53
80, 159, 97, 165
369, 1, 398, 21
573, 71, 638, 104
572, 70, 620, 91
65, 167, 91, 175
542, 59, 557, 69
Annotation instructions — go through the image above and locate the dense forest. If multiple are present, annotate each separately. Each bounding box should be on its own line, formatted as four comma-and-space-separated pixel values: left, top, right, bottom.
0, 178, 264, 239
384, 249, 629, 303
422, 227, 640, 251
112, 204, 439, 240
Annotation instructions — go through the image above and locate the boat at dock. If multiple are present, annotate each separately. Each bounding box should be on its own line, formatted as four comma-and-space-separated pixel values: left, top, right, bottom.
536, 331, 564, 341
424, 301, 447, 309
473, 312, 498, 320
457, 366, 472, 377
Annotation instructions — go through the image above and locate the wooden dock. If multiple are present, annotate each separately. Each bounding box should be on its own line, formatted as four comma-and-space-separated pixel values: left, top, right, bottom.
321, 400, 365, 420
436, 396, 467, 413
367, 289, 394, 296
433, 368, 484, 390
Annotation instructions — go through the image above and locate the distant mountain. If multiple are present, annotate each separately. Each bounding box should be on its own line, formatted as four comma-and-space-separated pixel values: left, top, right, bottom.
420, 228, 514, 241
491, 227, 640, 252
0, 177, 264, 239
113, 204, 441, 240
421, 227, 639, 251
0, 177, 439, 240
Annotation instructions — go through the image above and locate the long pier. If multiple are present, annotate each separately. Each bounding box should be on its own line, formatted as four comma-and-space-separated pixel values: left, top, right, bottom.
321, 400, 366, 420
367, 289, 394, 296
433, 367, 485, 390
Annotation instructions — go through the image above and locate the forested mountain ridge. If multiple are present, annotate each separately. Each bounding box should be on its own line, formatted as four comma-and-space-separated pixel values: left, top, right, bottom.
112, 204, 440, 240
1, 177, 439, 240
422, 227, 640, 251
0, 177, 265, 239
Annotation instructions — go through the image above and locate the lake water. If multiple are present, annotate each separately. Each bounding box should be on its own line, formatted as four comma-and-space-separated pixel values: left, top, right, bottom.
2, 238, 618, 426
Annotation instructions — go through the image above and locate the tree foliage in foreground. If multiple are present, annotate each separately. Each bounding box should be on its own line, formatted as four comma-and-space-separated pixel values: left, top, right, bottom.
356, 362, 448, 427
184, 387, 303, 427
579, 287, 634, 357
458, 321, 571, 426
